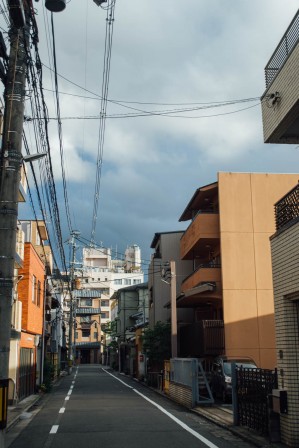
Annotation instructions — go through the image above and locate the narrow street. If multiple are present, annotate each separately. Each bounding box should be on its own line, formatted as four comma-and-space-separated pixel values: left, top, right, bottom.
6, 365, 255, 448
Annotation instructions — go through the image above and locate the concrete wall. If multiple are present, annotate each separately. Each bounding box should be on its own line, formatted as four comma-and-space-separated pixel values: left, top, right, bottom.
218, 172, 299, 368
148, 232, 193, 327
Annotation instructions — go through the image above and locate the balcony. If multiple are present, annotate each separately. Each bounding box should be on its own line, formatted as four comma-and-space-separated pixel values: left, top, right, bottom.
182, 263, 222, 291
179, 320, 224, 357
261, 9, 299, 143
178, 264, 222, 307
274, 183, 299, 231
180, 212, 220, 260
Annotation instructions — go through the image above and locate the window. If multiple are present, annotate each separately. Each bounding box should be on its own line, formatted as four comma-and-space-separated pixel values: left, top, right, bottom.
133, 279, 141, 285
101, 311, 109, 319
80, 299, 92, 307
32, 275, 36, 303
114, 279, 122, 285
101, 300, 109, 307
75, 332, 78, 339
82, 329, 90, 338
94, 332, 98, 339
124, 279, 131, 285
37, 280, 41, 307
81, 316, 91, 323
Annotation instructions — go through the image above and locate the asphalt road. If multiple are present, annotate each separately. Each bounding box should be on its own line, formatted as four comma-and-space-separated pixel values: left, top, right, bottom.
6, 365, 255, 448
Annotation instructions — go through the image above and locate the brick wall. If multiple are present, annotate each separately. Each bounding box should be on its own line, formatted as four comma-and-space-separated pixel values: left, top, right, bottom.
271, 222, 299, 447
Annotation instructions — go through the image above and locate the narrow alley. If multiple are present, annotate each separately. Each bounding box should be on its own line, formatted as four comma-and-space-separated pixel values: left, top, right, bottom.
6, 365, 255, 448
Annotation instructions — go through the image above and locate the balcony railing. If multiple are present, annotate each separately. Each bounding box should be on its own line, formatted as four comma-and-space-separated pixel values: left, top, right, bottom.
265, 9, 299, 88
275, 183, 299, 231
183, 261, 221, 284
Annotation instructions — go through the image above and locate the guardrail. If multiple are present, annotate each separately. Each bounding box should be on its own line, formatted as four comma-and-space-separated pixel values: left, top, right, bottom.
265, 9, 299, 88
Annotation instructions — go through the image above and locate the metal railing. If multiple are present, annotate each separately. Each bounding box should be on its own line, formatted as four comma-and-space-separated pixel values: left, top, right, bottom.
274, 183, 299, 231
235, 367, 278, 435
265, 9, 299, 88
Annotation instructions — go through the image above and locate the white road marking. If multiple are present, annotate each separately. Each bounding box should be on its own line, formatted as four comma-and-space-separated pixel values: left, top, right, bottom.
50, 425, 59, 434
102, 368, 134, 389
67, 389, 72, 396
102, 368, 219, 448
70, 385, 74, 389
65, 396, 70, 401
72, 381, 75, 384
133, 389, 219, 448
59, 408, 65, 414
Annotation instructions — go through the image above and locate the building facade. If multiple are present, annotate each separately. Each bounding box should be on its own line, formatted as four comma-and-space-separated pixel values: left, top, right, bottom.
179, 172, 299, 368
270, 183, 299, 447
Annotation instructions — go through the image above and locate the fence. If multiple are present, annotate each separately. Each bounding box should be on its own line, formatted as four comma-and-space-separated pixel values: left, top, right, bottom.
265, 9, 299, 87
169, 358, 199, 408
234, 366, 278, 435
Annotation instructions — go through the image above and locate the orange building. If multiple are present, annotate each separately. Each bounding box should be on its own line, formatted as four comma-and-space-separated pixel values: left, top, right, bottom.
16, 222, 47, 400
179, 172, 299, 369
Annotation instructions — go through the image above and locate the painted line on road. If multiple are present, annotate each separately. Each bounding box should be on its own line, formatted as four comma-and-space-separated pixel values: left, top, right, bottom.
59, 408, 65, 414
67, 389, 73, 396
133, 389, 219, 448
102, 368, 219, 447
65, 396, 70, 401
72, 381, 75, 384
102, 368, 134, 389
50, 425, 59, 434
70, 385, 74, 389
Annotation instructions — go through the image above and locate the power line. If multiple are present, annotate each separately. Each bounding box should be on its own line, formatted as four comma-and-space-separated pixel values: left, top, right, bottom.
90, 2, 116, 243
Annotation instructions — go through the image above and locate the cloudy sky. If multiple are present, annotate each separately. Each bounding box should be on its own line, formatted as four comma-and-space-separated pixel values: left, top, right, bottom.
13, 1, 299, 269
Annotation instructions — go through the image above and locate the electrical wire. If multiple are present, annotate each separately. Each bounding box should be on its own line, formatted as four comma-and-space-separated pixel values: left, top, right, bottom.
50, 12, 73, 234
90, 1, 116, 243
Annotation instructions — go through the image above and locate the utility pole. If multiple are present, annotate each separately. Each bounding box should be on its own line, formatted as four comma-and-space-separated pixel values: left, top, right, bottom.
170, 261, 177, 358
0, 2, 29, 445
67, 231, 79, 373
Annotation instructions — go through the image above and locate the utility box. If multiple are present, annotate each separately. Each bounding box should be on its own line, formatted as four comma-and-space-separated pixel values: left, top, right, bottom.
272, 389, 288, 414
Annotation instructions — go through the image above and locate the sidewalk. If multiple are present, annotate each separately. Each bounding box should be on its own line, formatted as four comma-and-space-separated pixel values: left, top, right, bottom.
191, 404, 287, 448
7, 394, 43, 431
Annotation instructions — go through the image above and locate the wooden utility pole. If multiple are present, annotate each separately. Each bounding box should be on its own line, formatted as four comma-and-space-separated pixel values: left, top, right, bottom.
0, 2, 29, 445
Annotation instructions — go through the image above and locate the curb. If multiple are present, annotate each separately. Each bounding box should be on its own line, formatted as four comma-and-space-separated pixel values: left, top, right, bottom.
7, 395, 42, 431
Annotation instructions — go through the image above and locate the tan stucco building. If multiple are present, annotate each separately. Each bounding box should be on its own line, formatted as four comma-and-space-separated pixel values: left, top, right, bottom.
179, 172, 299, 368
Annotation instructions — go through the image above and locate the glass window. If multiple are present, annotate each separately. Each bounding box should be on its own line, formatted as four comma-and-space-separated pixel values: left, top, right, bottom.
37, 280, 41, 307
101, 300, 109, 307
133, 279, 141, 285
80, 299, 92, 307
32, 275, 36, 303
114, 279, 122, 285
94, 332, 98, 339
124, 279, 131, 285
81, 316, 91, 323
82, 329, 90, 338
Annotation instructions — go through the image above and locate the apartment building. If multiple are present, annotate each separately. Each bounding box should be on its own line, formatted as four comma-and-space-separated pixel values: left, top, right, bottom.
148, 231, 193, 330
270, 183, 299, 447
17, 221, 50, 400
111, 282, 149, 375
261, 8, 299, 144
70, 244, 144, 364
179, 172, 299, 368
